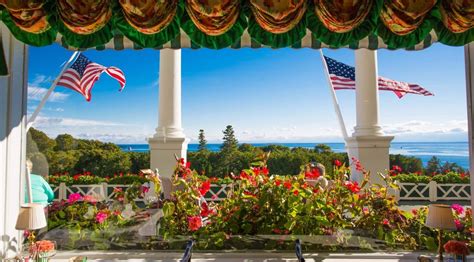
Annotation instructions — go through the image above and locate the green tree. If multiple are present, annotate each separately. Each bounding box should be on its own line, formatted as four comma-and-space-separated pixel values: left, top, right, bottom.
425, 156, 441, 175
390, 154, 423, 173
198, 129, 208, 152
314, 144, 332, 154
28, 128, 56, 153
221, 125, 238, 154
75, 149, 131, 177
54, 134, 77, 151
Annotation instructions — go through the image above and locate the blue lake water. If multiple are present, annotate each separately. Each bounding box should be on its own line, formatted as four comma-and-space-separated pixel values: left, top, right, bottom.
118, 142, 470, 169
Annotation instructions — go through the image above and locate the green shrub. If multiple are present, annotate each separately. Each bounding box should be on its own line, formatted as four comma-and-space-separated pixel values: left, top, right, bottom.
73, 175, 106, 185
432, 172, 469, 184
394, 172, 470, 184
394, 174, 431, 184
108, 175, 149, 185
48, 175, 73, 186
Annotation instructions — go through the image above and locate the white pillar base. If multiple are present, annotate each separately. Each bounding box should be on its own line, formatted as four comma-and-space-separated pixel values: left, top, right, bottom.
346, 135, 394, 184
149, 137, 190, 178
149, 137, 189, 199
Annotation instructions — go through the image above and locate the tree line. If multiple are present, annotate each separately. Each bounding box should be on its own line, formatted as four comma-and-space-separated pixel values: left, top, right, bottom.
27, 126, 458, 179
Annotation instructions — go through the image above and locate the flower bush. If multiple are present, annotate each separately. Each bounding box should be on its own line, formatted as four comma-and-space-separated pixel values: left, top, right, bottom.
40, 157, 472, 252
155, 157, 473, 251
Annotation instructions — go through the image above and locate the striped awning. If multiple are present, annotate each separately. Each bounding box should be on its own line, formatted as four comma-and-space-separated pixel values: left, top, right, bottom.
59, 29, 439, 51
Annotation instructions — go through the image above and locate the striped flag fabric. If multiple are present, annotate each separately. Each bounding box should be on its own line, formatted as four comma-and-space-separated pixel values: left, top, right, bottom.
57, 54, 126, 101
323, 55, 434, 98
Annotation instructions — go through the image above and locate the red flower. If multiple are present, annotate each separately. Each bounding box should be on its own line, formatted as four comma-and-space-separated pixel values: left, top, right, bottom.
199, 180, 211, 196
283, 180, 292, 190
200, 202, 213, 217
275, 179, 281, 186
243, 191, 257, 197
179, 158, 185, 165
382, 218, 390, 226
187, 216, 202, 231
293, 190, 299, 196
73, 174, 80, 180
334, 160, 342, 167
252, 167, 261, 175
444, 240, 470, 255
239, 171, 249, 180
305, 168, 320, 179
262, 167, 269, 175
351, 157, 364, 172
344, 181, 360, 193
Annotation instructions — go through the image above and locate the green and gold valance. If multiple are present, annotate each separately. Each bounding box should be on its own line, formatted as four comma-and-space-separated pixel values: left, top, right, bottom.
0, 0, 472, 50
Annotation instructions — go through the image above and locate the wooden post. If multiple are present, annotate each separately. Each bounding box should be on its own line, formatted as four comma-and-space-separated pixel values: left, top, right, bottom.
429, 181, 437, 202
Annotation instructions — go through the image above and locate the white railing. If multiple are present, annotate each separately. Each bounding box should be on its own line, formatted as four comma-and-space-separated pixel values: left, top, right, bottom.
53, 182, 470, 203
53, 183, 232, 202
396, 181, 471, 202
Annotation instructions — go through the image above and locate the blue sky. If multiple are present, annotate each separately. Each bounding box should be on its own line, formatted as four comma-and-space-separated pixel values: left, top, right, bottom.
28, 44, 467, 144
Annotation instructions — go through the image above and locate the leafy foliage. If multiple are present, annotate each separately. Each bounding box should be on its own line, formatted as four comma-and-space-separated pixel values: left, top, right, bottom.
393, 174, 431, 184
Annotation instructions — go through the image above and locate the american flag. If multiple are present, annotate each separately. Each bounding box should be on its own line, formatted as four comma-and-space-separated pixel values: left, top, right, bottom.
57, 54, 126, 101
323, 56, 433, 98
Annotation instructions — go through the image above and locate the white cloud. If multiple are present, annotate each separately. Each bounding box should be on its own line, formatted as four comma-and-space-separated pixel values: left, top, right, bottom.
28, 74, 70, 102
382, 120, 467, 136
33, 116, 124, 128
75, 133, 150, 144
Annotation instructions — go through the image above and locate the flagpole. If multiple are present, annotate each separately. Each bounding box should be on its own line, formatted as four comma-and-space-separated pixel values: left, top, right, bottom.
26, 51, 80, 131
319, 49, 349, 140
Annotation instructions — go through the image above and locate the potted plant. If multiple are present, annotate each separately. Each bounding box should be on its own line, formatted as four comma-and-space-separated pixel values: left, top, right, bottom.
443, 240, 469, 262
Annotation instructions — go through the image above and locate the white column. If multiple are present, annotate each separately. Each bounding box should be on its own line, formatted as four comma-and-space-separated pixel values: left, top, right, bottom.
154, 49, 185, 139
353, 50, 383, 137
465, 43, 474, 224
0, 25, 28, 259
346, 49, 393, 184
149, 49, 189, 183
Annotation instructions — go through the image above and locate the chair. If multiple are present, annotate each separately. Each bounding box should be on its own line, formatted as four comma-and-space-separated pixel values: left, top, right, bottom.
180, 239, 194, 262
295, 239, 305, 262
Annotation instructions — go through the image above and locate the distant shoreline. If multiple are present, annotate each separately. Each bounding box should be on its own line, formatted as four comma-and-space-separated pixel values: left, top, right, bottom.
118, 142, 470, 169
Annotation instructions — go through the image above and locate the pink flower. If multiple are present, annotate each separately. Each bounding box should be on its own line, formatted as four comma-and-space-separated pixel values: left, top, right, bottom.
451, 204, 464, 215
83, 195, 97, 204
68, 193, 82, 204
96, 211, 108, 224
382, 218, 390, 226
141, 185, 150, 194
454, 219, 463, 230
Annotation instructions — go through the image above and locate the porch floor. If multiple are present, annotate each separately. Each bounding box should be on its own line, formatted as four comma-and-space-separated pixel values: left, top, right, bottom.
52, 251, 447, 261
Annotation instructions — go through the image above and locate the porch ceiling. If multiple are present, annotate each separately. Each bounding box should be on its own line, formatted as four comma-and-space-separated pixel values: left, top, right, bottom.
0, 0, 472, 51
